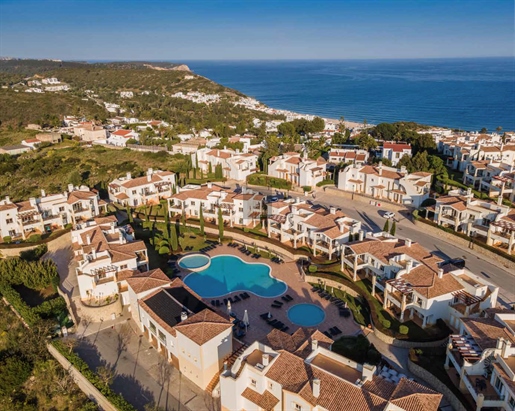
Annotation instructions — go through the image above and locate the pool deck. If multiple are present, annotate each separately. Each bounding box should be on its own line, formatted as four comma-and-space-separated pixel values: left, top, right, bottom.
180, 244, 362, 344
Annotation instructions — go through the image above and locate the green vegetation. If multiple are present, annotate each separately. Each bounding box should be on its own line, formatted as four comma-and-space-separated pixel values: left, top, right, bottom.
247, 173, 292, 190
332, 335, 381, 365
390, 221, 396, 236
0, 303, 96, 410
316, 179, 334, 187
218, 208, 224, 240
383, 219, 389, 233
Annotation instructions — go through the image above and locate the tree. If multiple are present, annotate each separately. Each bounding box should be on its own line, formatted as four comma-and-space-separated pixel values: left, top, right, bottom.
397, 154, 413, 171
390, 221, 397, 236
331, 132, 345, 145
0, 356, 32, 396
218, 207, 224, 240
411, 151, 430, 172
126, 205, 133, 223
199, 205, 205, 236
96, 365, 115, 388
170, 223, 179, 251
68, 170, 82, 187
277, 122, 296, 137
338, 116, 346, 133
371, 123, 397, 140
480, 127, 488, 134
383, 219, 390, 233
208, 162, 213, 175
496, 126, 503, 134
355, 133, 377, 150
310, 117, 325, 133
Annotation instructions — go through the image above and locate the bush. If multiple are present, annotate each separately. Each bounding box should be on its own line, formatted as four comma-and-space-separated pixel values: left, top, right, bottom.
64, 223, 73, 229
0, 282, 40, 326
246, 173, 292, 190
301, 185, 312, 193
399, 325, 409, 335
308, 265, 318, 273
420, 198, 436, 207
20, 244, 48, 261
2, 236, 12, 244
316, 179, 334, 187
381, 319, 391, 329
27, 234, 42, 243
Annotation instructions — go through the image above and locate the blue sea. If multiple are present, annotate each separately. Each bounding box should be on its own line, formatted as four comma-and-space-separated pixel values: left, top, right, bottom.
186, 58, 515, 132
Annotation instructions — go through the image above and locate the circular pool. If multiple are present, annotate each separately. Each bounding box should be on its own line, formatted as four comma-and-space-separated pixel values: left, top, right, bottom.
178, 254, 211, 272
287, 303, 325, 327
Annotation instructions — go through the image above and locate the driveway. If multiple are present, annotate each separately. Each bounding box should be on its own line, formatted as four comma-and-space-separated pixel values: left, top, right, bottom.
75, 321, 213, 411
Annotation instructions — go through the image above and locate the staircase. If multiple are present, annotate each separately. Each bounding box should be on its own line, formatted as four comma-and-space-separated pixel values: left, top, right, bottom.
206, 342, 249, 394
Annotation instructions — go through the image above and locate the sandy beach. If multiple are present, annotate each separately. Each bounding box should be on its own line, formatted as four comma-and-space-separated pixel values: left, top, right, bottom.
323, 117, 372, 129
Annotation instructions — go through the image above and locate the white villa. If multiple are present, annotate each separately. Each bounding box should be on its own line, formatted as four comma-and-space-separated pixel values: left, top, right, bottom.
193, 148, 259, 181
72, 215, 149, 304
107, 129, 139, 146
219, 328, 442, 411
168, 184, 264, 228
338, 163, 432, 207
267, 199, 361, 259
445, 310, 515, 411
328, 148, 369, 165
268, 152, 326, 188
108, 168, 176, 207
341, 234, 499, 328
0, 185, 104, 241
381, 142, 412, 166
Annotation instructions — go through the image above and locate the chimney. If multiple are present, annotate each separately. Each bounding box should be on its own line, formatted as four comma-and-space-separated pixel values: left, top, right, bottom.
496, 337, 505, 350
292, 205, 298, 214
91, 248, 96, 260
118, 231, 124, 243
400, 165, 407, 174
361, 363, 376, 382
147, 173, 151, 182
68, 183, 74, 193
311, 339, 318, 352
181, 311, 188, 321
405, 238, 412, 247
207, 182, 212, 189
339, 222, 345, 233
41, 189, 46, 197
502, 340, 511, 358
497, 196, 503, 206
217, 149, 220, 157
467, 187, 472, 197
406, 259, 413, 273
438, 268, 444, 279
126, 172, 132, 180
262, 354, 270, 366
5, 196, 10, 203
378, 161, 383, 176
312, 378, 321, 398
147, 167, 153, 176
29, 197, 36, 207
359, 230, 364, 241
330, 206, 336, 215
86, 235, 91, 245
296, 197, 301, 204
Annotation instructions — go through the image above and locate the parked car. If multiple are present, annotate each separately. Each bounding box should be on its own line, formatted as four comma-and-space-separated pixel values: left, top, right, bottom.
439, 258, 466, 269
268, 196, 278, 203
383, 211, 395, 219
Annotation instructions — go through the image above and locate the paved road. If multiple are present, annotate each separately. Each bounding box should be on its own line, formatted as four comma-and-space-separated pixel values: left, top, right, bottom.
236, 183, 515, 308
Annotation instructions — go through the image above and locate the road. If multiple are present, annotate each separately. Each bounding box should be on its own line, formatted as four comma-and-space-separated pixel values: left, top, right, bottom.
236, 183, 515, 308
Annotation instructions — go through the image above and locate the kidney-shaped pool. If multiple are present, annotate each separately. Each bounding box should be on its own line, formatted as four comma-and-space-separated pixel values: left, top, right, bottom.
183, 255, 287, 298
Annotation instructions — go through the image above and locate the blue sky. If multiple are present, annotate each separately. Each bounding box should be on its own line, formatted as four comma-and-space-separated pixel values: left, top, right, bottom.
0, 0, 513, 60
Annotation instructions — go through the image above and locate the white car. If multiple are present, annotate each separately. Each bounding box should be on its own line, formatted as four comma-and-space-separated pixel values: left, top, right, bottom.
383, 211, 395, 219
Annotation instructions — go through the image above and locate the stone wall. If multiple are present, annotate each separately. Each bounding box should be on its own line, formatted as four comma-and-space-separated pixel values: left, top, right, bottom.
407, 357, 468, 411
413, 219, 515, 272
0, 230, 71, 257
47, 344, 118, 411
305, 274, 360, 298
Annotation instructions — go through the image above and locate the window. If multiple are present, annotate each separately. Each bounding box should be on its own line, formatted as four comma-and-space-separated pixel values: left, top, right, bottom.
250, 378, 257, 387
293, 403, 302, 411
120, 264, 128, 270
149, 321, 156, 333
191, 201, 196, 206
59, 206, 65, 212
158, 330, 166, 343
132, 190, 137, 195
6, 218, 13, 224
495, 376, 504, 392
239, 207, 243, 212
268, 382, 273, 390
508, 396, 515, 410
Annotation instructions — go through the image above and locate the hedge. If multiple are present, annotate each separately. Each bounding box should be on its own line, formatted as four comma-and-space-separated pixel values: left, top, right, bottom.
316, 179, 335, 187
246, 173, 292, 190
0, 282, 40, 326
52, 340, 137, 411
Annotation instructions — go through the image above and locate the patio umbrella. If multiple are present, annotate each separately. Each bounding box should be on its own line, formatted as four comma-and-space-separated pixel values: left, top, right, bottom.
242, 310, 249, 329
267, 312, 272, 319
227, 300, 232, 315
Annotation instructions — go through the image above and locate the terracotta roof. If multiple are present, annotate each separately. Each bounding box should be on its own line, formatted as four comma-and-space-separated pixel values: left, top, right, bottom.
174, 308, 232, 345
126, 268, 171, 294
461, 317, 515, 349
241, 388, 279, 411
67, 190, 96, 204
0, 202, 17, 212
121, 173, 173, 189
383, 142, 412, 152
359, 165, 404, 180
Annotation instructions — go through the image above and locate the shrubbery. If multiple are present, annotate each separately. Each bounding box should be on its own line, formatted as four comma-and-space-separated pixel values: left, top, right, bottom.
399, 325, 409, 335
381, 319, 391, 329
27, 234, 42, 243
2, 236, 12, 243
246, 173, 292, 190
308, 265, 318, 273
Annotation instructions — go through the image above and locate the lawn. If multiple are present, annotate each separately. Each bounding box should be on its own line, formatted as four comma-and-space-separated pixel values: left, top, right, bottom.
332, 335, 381, 365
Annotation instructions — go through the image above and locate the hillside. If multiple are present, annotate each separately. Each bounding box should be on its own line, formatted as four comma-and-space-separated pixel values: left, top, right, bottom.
0, 59, 281, 129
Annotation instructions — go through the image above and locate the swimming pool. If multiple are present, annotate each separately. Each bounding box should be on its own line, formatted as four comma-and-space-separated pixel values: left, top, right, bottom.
183, 255, 287, 298
287, 304, 325, 327
178, 254, 211, 271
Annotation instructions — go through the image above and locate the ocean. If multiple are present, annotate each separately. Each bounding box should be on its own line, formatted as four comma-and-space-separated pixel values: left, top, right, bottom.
186, 58, 515, 132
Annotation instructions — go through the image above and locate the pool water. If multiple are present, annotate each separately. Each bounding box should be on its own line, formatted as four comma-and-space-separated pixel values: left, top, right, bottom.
178, 254, 210, 270
287, 304, 325, 327
183, 255, 287, 298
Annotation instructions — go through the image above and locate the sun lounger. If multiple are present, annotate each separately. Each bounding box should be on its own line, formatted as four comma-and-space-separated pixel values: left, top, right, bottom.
286, 294, 293, 301
228, 297, 234, 304
211, 300, 215, 306
323, 331, 332, 339
223, 298, 228, 305
268, 319, 278, 326
281, 296, 289, 303
281, 326, 289, 332
273, 300, 283, 306
216, 300, 220, 307
333, 326, 342, 334
233, 295, 241, 303
271, 303, 282, 308
260, 313, 270, 320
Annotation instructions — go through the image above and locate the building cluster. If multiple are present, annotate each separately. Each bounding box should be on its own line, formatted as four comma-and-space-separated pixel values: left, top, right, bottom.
171, 91, 220, 104
268, 151, 327, 188
193, 147, 259, 181
0, 185, 105, 240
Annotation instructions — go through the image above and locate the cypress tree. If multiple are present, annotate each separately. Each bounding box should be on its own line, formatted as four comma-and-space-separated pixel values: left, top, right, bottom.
170, 223, 178, 251
199, 205, 205, 236
383, 219, 389, 233
390, 221, 397, 236
218, 207, 224, 240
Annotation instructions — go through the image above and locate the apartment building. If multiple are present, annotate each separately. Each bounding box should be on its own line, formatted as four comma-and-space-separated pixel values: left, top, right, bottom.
107, 129, 139, 146
267, 198, 361, 259
445, 310, 515, 411
219, 328, 442, 411
431, 189, 514, 254
381, 142, 412, 166
341, 234, 498, 328
73, 122, 108, 142
193, 147, 259, 181
131, 278, 233, 390
108, 168, 176, 207
168, 184, 264, 228
327, 148, 368, 165
0, 185, 103, 240
473, 162, 515, 202
72, 215, 149, 303
338, 163, 431, 207
268, 152, 326, 188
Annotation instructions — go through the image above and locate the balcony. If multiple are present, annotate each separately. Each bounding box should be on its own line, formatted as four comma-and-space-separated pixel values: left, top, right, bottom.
21, 218, 40, 227
73, 206, 90, 214
464, 373, 504, 405
96, 276, 116, 285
